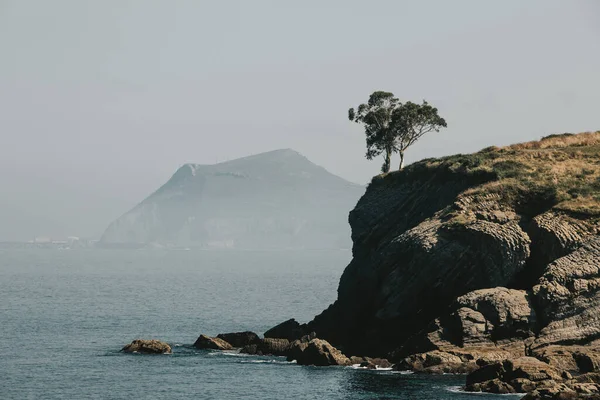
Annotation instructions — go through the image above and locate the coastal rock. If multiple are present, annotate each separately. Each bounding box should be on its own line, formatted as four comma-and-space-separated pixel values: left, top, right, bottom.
193, 334, 233, 350
121, 339, 171, 354
520, 384, 578, 399
264, 319, 306, 341
294, 339, 350, 366
304, 133, 599, 359
466, 357, 562, 393
394, 351, 475, 374
267, 133, 600, 396
454, 287, 537, 341
216, 331, 260, 348
349, 356, 393, 369
240, 338, 290, 356
286, 341, 309, 362
531, 238, 600, 350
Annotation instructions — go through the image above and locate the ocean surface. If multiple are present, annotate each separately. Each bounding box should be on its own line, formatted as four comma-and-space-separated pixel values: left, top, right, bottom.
0, 249, 523, 399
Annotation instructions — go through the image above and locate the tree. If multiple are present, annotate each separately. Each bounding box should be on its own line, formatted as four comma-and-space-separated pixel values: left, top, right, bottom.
349, 91, 447, 172
348, 91, 400, 173
392, 100, 447, 170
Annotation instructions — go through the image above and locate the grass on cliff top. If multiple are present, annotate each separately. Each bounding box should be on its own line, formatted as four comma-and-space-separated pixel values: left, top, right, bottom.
373, 131, 600, 220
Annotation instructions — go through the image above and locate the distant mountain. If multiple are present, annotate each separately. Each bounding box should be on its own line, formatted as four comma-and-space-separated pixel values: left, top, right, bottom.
100, 149, 364, 249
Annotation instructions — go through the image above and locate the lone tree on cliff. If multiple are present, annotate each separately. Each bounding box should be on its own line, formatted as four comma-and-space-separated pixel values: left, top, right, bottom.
392, 100, 447, 170
349, 91, 447, 172
348, 91, 399, 173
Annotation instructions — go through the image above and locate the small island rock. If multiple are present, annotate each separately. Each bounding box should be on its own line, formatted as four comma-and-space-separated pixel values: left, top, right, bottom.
122, 339, 171, 354
193, 334, 233, 350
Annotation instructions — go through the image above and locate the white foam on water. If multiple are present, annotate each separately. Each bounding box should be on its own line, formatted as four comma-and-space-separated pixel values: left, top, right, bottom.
207, 351, 249, 357
349, 364, 394, 371
240, 359, 296, 365
446, 386, 525, 396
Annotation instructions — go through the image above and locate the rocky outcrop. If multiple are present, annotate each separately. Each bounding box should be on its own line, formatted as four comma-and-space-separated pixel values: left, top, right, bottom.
466, 357, 562, 393
394, 350, 478, 374
240, 338, 291, 356
261, 133, 600, 396
122, 339, 171, 354
531, 239, 600, 349
349, 356, 393, 369
292, 339, 351, 366
216, 331, 260, 348
193, 334, 233, 350
264, 319, 306, 341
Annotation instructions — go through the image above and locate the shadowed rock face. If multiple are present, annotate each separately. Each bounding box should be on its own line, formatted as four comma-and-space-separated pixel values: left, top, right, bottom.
100, 149, 363, 249
216, 331, 260, 348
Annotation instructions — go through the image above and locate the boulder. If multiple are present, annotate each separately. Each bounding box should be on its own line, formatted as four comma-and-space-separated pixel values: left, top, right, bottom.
394, 350, 476, 374
193, 334, 233, 350
520, 383, 578, 399
216, 331, 260, 348
349, 356, 393, 369
295, 339, 350, 366
454, 287, 538, 341
122, 339, 171, 354
264, 319, 306, 341
470, 379, 516, 394
466, 357, 562, 394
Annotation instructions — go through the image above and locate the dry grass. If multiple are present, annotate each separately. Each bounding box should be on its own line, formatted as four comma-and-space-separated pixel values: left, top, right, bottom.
469, 132, 600, 219
377, 131, 600, 222
508, 131, 600, 150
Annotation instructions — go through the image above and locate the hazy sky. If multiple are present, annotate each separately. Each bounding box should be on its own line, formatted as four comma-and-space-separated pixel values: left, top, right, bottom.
1, 0, 599, 241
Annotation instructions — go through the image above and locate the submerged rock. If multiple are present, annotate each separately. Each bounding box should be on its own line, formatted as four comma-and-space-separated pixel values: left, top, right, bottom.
122, 339, 171, 354
193, 334, 233, 350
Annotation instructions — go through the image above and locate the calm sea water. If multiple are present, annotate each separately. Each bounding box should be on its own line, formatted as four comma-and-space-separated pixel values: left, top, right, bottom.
0, 249, 520, 399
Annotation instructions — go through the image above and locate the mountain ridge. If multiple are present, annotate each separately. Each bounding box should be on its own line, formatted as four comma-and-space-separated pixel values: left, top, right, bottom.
100, 148, 364, 249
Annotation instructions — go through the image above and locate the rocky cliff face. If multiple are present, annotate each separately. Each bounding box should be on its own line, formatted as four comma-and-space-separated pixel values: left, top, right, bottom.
100, 149, 363, 249
301, 132, 600, 367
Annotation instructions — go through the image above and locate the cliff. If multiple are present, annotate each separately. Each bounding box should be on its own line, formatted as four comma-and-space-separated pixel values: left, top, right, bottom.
100, 149, 364, 249
299, 132, 600, 371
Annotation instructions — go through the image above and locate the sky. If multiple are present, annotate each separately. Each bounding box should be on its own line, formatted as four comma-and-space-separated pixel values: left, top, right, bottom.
1, 0, 599, 241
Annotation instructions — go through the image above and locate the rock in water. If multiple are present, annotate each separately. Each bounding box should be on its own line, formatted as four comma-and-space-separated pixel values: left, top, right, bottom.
193, 334, 233, 350
294, 339, 350, 366
240, 338, 290, 356
216, 331, 260, 348
122, 339, 171, 354
264, 319, 306, 341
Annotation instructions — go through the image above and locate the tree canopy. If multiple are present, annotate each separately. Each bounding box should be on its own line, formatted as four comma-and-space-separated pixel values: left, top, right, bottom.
349, 91, 447, 173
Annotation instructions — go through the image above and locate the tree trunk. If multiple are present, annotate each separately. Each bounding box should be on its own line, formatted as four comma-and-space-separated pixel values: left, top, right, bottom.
399, 151, 405, 170
383, 148, 392, 173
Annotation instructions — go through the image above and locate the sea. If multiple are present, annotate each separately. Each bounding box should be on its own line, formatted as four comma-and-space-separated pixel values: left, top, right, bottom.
0, 249, 523, 399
